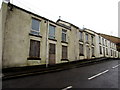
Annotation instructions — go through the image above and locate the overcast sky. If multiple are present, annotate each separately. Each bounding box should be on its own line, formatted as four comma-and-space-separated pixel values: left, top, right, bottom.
0, 0, 119, 37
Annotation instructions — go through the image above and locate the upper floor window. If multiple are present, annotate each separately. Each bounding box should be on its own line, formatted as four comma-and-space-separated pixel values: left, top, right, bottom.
62, 29, 67, 42
49, 24, 55, 39
99, 36, 101, 44
102, 38, 104, 45
91, 36, 94, 45
105, 40, 107, 46
31, 18, 40, 35
86, 33, 89, 42
79, 32, 83, 41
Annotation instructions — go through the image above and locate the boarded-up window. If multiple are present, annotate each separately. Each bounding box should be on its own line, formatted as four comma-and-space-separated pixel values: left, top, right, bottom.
62, 46, 68, 59
92, 47, 94, 56
29, 40, 40, 58
79, 44, 84, 55
111, 50, 112, 56
100, 46, 102, 54
106, 48, 108, 55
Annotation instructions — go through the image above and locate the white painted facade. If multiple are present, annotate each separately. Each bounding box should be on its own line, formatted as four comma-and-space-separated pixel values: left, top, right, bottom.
1, 2, 119, 68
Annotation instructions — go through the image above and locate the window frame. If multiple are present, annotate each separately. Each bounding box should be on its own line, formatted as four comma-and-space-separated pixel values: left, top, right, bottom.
49, 24, 56, 39
102, 38, 104, 45
99, 36, 101, 44
79, 44, 84, 56
92, 47, 95, 57
62, 29, 67, 42
106, 48, 108, 55
79, 31, 83, 41
61, 45, 68, 60
31, 18, 41, 35
86, 33, 89, 43
91, 36, 94, 45
100, 46, 102, 54
28, 39, 41, 60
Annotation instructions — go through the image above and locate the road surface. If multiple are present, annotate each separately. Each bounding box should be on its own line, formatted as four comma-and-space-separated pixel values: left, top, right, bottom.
2, 59, 120, 89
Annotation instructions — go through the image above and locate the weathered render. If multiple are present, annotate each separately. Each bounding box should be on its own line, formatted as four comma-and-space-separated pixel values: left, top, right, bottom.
1, 2, 119, 68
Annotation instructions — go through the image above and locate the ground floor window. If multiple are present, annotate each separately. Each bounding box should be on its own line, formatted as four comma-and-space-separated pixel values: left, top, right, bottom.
79, 44, 84, 56
62, 46, 68, 60
106, 48, 108, 55
29, 40, 40, 58
111, 50, 112, 56
92, 47, 95, 57
99, 46, 102, 54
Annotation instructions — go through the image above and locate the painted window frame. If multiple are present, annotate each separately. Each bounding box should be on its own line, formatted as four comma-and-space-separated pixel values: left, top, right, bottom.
28, 39, 41, 60
79, 31, 83, 41
79, 44, 84, 56
62, 29, 67, 42
61, 45, 68, 60
31, 18, 41, 35
49, 24, 56, 39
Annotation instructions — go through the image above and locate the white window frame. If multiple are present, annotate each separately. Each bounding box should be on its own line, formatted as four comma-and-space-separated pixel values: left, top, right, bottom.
31, 18, 40, 35
62, 29, 67, 42
49, 24, 56, 39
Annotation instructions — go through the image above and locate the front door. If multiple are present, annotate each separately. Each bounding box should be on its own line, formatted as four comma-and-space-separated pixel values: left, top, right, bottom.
49, 43, 56, 65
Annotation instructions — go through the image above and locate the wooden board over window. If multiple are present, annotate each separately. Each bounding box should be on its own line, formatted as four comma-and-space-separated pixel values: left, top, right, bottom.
29, 40, 40, 59
62, 46, 68, 60
79, 44, 84, 56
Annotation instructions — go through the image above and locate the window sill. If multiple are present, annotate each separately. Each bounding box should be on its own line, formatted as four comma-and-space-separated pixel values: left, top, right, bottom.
27, 57, 41, 60
48, 38, 57, 41
61, 41, 68, 44
29, 33, 42, 38
61, 59, 69, 61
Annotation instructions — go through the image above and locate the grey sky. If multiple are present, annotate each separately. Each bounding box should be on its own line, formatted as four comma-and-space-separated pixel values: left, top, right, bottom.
0, 0, 119, 37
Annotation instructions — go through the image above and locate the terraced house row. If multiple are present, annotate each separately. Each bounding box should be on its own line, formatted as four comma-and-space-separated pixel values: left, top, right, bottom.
0, 2, 120, 68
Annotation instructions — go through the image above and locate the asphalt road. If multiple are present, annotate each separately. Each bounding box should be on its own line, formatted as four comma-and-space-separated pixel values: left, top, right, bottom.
2, 59, 120, 89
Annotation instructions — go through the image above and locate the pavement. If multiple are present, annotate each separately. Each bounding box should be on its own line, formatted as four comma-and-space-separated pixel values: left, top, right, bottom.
2, 57, 119, 80
2, 58, 120, 89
